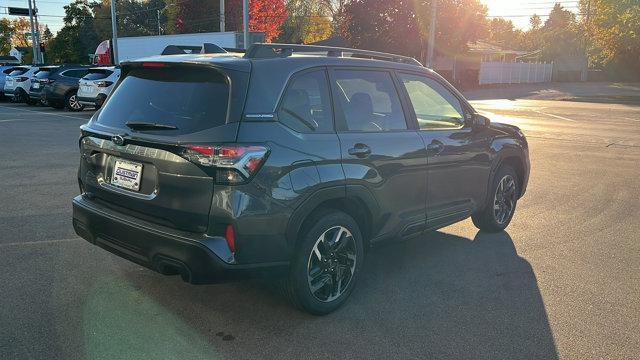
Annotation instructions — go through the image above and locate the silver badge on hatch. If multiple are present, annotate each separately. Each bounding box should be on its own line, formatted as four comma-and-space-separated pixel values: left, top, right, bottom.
112, 135, 125, 146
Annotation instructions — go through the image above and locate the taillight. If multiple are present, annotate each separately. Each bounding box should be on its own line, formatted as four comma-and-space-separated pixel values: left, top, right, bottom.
182, 144, 269, 185
15, 77, 28, 82
224, 224, 236, 253
94, 80, 113, 87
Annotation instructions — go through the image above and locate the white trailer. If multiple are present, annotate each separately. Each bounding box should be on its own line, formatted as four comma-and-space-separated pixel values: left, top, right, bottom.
94, 31, 264, 65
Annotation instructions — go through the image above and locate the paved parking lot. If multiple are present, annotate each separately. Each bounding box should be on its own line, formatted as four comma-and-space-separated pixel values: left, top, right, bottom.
1, 98, 639, 359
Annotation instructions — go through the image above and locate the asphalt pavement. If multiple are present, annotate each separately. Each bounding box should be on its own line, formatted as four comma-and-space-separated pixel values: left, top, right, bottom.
0, 95, 638, 359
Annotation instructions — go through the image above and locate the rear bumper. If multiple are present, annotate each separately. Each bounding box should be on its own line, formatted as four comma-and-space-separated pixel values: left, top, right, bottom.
78, 94, 106, 107
72, 195, 288, 283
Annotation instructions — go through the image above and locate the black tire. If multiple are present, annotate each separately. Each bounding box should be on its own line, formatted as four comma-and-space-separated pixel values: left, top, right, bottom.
472, 165, 519, 232
65, 92, 84, 112
285, 210, 364, 315
26, 97, 37, 106
13, 89, 26, 103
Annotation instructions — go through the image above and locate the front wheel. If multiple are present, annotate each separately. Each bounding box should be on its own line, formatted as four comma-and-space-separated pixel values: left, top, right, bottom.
65, 92, 84, 112
472, 165, 519, 232
285, 210, 364, 315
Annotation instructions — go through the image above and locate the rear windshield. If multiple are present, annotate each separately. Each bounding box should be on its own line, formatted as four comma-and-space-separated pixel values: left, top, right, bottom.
8, 68, 28, 76
83, 70, 113, 80
35, 70, 52, 79
95, 66, 229, 134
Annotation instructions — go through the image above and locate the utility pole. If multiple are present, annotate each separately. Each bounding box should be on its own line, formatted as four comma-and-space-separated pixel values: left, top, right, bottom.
157, 9, 161, 35
580, 0, 591, 81
27, 0, 38, 65
427, 0, 437, 68
219, 0, 225, 32
33, 0, 42, 63
243, 0, 249, 48
110, 0, 119, 64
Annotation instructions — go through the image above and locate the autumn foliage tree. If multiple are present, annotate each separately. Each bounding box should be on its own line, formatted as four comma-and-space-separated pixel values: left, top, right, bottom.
227, 0, 287, 42
341, 0, 487, 61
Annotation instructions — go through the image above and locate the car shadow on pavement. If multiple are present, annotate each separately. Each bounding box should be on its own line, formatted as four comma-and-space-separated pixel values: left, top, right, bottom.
97, 230, 558, 359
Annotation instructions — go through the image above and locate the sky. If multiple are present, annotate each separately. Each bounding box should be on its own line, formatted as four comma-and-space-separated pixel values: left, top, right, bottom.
1, 0, 582, 36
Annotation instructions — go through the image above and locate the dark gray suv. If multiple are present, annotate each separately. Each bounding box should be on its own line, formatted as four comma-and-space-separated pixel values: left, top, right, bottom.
72, 44, 529, 314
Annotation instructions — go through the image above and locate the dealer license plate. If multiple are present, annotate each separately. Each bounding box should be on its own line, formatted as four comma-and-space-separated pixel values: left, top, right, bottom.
111, 159, 143, 191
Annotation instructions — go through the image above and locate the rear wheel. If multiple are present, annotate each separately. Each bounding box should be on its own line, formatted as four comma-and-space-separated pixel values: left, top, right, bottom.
65, 92, 84, 111
285, 210, 364, 315
472, 165, 519, 232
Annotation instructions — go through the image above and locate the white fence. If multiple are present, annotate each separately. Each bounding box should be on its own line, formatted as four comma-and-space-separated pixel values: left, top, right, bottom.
479, 62, 553, 85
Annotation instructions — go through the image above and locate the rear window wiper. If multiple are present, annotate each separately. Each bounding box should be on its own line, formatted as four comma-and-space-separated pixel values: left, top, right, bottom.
125, 121, 178, 130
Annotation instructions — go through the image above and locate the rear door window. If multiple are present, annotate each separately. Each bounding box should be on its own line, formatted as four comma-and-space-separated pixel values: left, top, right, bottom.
277, 69, 333, 132
95, 66, 229, 135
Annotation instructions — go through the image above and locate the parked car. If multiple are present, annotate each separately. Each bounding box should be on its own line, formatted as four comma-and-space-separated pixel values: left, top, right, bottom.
4, 66, 38, 103
77, 66, 120, 109
0, 65, 19, 99
41, 66, 90, 111
72, 44, 530, 315
28, 64, 87, 107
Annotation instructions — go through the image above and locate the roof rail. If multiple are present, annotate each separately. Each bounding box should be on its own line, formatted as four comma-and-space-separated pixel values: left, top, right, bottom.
245, 43, 423, 66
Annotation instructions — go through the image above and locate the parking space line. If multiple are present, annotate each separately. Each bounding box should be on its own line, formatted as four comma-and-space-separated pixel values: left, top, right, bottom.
0, 238, 82, 248
533, 110, 577, 122
0, 104, 90, 121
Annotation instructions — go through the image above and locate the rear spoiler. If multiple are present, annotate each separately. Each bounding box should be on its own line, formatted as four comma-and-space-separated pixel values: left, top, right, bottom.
161, 43, 247, 56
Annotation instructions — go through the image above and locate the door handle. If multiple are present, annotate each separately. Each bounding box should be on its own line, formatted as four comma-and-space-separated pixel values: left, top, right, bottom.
348, 143, 371, 158
427, 140, 444, 155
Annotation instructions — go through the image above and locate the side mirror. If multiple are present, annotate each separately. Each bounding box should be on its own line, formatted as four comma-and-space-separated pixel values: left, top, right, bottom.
471, 113, 490, 128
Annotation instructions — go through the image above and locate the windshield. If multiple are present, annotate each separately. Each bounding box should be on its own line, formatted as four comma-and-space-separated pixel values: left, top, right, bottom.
95, 66, 229, 135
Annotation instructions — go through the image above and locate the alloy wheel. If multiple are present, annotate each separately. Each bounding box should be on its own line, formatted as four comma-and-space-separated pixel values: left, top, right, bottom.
493, 174, 517, 225
69, 94, 82, 110
307, 226, 357, 302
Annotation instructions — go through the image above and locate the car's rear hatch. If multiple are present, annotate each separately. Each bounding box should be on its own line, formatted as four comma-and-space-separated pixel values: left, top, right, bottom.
79, 61, 249, 233
79, 68, 114, 98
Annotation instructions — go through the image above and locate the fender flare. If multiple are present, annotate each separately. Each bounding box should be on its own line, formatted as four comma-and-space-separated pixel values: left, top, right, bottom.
285, 184, 380, 248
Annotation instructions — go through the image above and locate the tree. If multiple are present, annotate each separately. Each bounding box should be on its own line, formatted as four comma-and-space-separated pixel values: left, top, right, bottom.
539, 3, 581, 61
226, 0, 287, 42
93, 0, 168, 38
11, 18, 32, 48
487, 18, 524, 50
581, 0, 640, 79
0, 19, 12, 55
278, 0, 332, 44
165, 0, 219, 34
46, 0, 99, 64
341, 0, 487, 61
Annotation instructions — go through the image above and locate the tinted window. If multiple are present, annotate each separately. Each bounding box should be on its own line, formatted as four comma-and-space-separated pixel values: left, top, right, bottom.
62, 69, 88, 78
399, 73, 464, 130
35, 70, 53, 79
83, 70, 113, 80
333, 70, 407, 132
278, 70, 333, 132
8, 68, 28, 76
95, 67, 229, 135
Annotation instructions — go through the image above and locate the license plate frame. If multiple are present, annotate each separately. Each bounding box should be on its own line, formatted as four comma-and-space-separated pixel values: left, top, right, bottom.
111, 158, 143, 191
